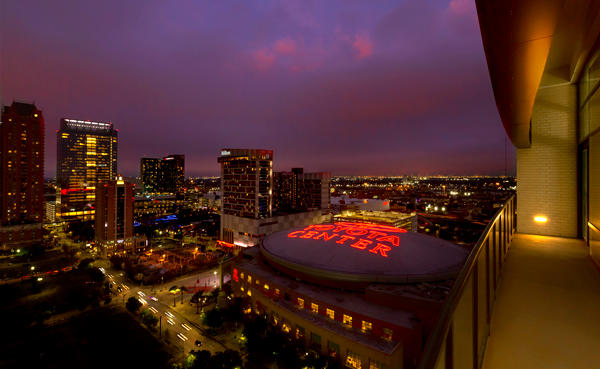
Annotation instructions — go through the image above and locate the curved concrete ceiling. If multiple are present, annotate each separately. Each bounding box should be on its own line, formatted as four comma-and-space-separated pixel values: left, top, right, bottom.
475, 0, 564, 148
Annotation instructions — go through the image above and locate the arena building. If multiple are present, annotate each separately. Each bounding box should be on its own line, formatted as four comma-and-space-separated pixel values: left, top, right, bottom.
230, 222, 468, 369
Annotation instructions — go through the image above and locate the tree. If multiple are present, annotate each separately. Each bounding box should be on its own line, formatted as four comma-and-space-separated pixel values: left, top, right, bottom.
78, 257, 94, 269
88, 268, 105, 283
212, 349, 242, 369
140, 309, 158, 329
222, 297, 244, 323
202, 308, 223, 329
126, 296, 142, 313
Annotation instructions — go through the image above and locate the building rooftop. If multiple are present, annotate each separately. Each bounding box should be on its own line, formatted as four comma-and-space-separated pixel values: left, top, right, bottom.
3, 101, 39, 116
240, 247, 420, 332
334, 210, 415, 224
261, 222, 468, 284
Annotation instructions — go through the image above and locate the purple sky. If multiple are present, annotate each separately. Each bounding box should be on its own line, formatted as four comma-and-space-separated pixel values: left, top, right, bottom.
1, 0, 515, 177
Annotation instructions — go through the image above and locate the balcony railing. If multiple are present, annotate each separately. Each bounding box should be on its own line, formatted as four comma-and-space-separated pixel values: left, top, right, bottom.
418, 195, 516, 369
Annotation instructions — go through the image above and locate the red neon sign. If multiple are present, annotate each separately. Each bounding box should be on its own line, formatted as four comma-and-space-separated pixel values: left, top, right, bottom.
217, 240, 235, 248
60, 188, 94, 195
233, 268, 239, 282
287, 222, 406, 258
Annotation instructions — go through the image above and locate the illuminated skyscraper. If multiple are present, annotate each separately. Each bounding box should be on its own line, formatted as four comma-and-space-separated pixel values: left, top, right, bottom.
162, 154, 185, 193
57, 118, 117, 216
140, 154, 185, 194
218, 149, 273, 219
140, 157, 161, 193
0, 102, 44, 247
273, 168, 330, 212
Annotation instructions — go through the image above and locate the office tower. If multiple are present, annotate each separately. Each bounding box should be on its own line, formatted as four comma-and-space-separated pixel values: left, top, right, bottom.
140, 158, 161, 193
218, 149, 273, 219
0, 102, 44, 247
94, 177, 134, 251
273, 169, 330, 212
57, 118, 117, 216
162, 154, 185, 193
273, 171, 294, 211
297, 171, 331, 210
140, 154, 185, 194
218, 149, 330, 248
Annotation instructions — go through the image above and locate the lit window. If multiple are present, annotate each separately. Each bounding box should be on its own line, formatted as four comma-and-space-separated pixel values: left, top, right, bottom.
247, 275, 251, 283
382, 328, 393, 341
297, 298, 304, 309
241, 287, 244, 292
343, 314, 353, 328
328, 341, 340, 358
311, 303, 319, 314
295, 326, 305, 339
369, 360, 385, 369
264, 284, 269, 291
346, 350, 362, 369
326, 308, 335, 320
361, 321, 372, 333
275, 288, 280, 296
247, 290, 251, 296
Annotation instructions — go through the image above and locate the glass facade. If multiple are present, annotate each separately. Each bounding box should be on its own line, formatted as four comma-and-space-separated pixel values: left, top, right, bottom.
218, 149, 273, 219
57, 119, 117, 212
140, 155, 185, 194
578, 47, 600, 266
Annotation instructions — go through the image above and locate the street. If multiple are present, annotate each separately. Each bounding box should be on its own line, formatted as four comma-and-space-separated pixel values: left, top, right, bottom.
106, 267, 229, 356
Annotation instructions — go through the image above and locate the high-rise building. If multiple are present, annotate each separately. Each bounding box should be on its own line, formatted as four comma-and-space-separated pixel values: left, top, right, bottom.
140, 154, 185, 194
0, 102, 44, 247
140, 158, 161, 193
218, 149, 273, 219
162, 154, 185, 193
273, 169, 330, 212
94, 177, 134, 254
218, 149, 330, 248
57, 118, 117, 217
273, 171, 294, 211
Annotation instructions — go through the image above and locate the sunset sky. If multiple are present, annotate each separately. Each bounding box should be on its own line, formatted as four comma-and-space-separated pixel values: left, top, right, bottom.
1, 0, 515, 177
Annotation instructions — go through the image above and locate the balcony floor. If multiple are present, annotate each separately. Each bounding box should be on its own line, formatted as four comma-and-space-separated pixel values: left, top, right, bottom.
483, 233, 600, 369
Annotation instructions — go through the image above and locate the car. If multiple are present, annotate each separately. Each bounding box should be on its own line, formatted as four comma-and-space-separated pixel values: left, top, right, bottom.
195, 340, 202, 347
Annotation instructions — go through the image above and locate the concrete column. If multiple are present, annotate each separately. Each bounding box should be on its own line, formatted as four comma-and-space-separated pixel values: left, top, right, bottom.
516, 80, 578, 237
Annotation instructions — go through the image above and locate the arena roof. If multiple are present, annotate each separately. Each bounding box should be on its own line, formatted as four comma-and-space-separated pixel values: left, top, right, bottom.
260, 222, 468, 284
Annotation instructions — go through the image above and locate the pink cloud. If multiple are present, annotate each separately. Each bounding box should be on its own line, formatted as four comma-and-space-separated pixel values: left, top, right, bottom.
353, 34, 373, 59
252, 48, 276, 70
274, 38, 297, 55
448, 0, 473, 16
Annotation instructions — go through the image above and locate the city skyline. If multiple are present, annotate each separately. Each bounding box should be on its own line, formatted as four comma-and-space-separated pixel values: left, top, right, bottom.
1, 0, 515, 178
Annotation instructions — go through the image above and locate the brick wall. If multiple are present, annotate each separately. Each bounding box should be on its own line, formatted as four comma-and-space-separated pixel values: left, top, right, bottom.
516, 82, 578, 237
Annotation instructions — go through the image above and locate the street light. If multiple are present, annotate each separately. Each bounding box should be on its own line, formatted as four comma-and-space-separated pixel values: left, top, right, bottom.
30, 266, 35, 271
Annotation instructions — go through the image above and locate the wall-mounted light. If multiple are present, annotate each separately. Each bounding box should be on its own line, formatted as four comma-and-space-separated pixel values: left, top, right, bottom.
534, 216, 548, 223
